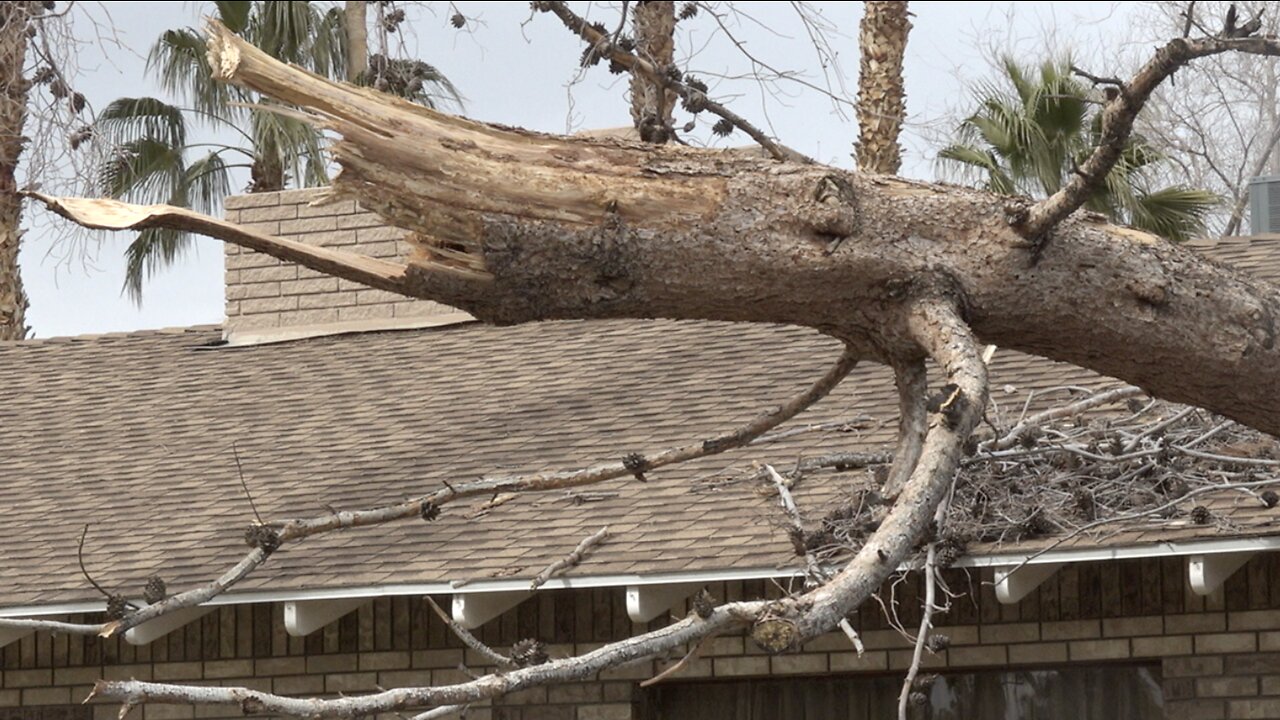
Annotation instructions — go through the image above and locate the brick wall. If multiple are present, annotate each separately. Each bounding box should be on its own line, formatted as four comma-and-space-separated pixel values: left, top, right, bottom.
222, 189, 456, 331
6, 557, 1280, 720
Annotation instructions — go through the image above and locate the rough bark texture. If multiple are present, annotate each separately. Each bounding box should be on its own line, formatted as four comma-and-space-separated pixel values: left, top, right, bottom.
168, 24, 1280, 437
344, 1, 368, 82
0, 3, 35, 341
855, 1, 911, 174
628, 1, 676, 143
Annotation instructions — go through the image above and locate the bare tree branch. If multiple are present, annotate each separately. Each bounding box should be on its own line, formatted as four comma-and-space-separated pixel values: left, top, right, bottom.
883, 359, 927, 498
530, 526, 611, 591
533, 0, 809, 162
0, 342, 858, 638
1025, 28, 1280, 239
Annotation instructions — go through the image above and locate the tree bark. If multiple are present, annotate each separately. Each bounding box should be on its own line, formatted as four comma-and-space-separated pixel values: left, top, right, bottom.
51, 21, 1280, 438
0, 2, 36, 340
628, 1, 676, 143
855, 1, 911, 174
344, 1, 368, 82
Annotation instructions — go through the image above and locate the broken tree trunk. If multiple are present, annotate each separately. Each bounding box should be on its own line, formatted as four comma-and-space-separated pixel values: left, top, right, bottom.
50, 22, 1270, 436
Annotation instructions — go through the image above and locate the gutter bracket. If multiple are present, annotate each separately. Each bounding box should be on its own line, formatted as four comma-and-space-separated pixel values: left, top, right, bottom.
993, 562, 1064, 604
452, 591, 530, 630
284, 598, 368, 636
1189, 551, 1256, 596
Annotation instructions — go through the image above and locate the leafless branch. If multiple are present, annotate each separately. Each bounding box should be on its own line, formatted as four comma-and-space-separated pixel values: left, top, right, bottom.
532, 1, 809, 162
530, 526, 611, 591
423, 597, 514, 670
1025, 26, 1280, 239
0, 334, 858, 638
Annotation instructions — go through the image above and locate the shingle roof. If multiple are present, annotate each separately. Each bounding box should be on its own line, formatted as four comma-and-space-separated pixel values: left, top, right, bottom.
3, 237, 1280, 610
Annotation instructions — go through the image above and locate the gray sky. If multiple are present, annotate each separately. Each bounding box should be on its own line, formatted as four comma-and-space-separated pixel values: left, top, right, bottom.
21, 1, 1141, 337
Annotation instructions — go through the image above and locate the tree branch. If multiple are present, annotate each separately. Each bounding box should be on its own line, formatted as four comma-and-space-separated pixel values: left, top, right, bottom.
0, 345, 858, 638
753, 294, 988, 650
1025, 29, 1280, 238
882, 359, 927, 499
86, 599, 767, 717
532, 1, 809, 162
530, 526, 611, 591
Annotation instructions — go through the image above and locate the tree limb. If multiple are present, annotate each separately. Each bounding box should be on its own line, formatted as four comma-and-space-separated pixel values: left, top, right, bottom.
532, 1, 808, 162
882, 359, 927, 499
0, 345, 858, 638
530, 526, 611, 591
1026, 29, 1280, 238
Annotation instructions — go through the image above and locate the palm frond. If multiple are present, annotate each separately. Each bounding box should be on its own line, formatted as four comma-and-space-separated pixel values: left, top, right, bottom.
148, 28, 241, 121
1128, 187, 1220, 242
214, 1, 253, 33
94, 97, 188, 149
123, 227, 191, 303
98, 138, 185, 202
184, 151, 233, 215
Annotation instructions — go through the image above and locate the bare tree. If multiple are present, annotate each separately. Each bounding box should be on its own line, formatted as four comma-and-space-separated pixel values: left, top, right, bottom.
345, 1, 369, 81
12, 3, 1280, 718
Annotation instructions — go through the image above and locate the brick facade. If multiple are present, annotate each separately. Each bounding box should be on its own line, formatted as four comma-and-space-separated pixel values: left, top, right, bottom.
222, 190, 456, 331
6, 557, 1280, 719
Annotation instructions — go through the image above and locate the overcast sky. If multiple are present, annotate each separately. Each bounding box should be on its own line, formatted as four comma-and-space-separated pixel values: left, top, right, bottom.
21, 1, 1143, 338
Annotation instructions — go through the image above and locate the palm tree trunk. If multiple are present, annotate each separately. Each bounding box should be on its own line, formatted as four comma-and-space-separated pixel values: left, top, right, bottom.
855, 1, 911, 175
344, 1, 368, 82
0, 2, 36, 340
628, 1, 676, 143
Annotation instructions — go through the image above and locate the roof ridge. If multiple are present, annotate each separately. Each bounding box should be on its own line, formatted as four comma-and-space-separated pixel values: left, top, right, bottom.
6, 324, 223, 346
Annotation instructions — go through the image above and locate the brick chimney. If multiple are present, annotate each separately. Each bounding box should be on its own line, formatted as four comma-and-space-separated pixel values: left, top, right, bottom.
222, 189, 458, 335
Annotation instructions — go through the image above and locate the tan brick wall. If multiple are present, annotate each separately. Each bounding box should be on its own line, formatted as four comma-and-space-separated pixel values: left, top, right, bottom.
222, 189, 456, 331
7, 556, 1280, 719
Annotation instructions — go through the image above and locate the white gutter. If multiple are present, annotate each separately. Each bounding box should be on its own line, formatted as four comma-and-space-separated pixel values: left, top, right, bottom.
4, 535, 1278, 618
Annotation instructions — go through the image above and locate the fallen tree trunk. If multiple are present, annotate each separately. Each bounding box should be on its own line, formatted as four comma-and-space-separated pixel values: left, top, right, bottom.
40, 22, 1280, 435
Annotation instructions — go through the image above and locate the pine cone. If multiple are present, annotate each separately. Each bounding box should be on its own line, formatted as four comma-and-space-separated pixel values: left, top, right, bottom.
509, 638, 549, 667
106, 594, 129, 620
925, 634, 949, 653
678, 2, 698, 20
1262, 491, 1278, 509
143, 575, 167, 604
244, 524, 282, 555
421, 500, 441, 521
712, 118, 734, 137
1191, 505, 1212, 525
450, 13, 465, 28
692, 588, 716, 619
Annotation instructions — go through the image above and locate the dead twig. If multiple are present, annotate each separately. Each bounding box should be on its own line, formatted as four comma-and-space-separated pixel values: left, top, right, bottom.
424, 597, 514, 669
530, 526, 611, 591
639, 634, 714, 688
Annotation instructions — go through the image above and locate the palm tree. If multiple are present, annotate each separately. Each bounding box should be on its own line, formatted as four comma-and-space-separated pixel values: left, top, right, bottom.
855, 1, 911, 175
92, 1, 459, 299
939, 56, 1218, 242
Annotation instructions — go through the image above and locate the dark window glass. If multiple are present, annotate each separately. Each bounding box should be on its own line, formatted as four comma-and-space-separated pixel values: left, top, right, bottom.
642, 665, 1163, 719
